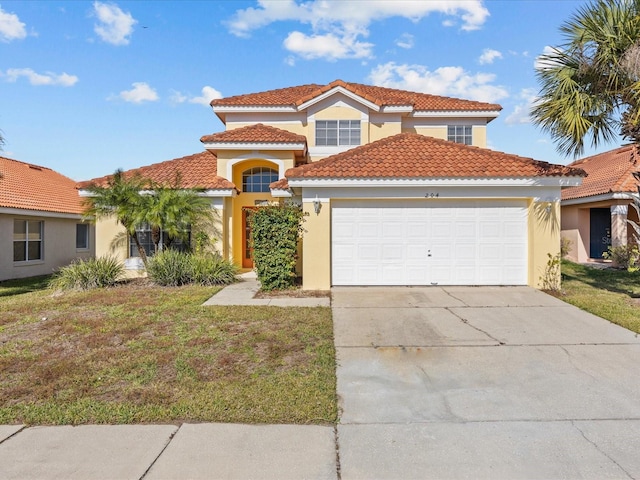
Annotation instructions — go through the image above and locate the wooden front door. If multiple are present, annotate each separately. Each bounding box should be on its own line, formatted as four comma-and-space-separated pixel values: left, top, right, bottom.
242, 208, 255, 268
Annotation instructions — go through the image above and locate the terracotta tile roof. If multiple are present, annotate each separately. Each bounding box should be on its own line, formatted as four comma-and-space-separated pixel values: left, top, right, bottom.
270, 178, 290, 190
212, 79, 501, 112
0, 156, 84, 215
77, 151, 235, 190
200, 124, 307, 144
285, 133, 585, 180
562, 145, 640, 201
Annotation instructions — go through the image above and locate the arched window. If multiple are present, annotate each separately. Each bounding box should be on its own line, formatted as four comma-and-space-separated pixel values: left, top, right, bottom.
242, 167, 278, 193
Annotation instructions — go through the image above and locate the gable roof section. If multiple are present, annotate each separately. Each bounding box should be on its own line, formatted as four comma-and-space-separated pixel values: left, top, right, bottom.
212, 79, 501, 114
283, 133, 584, 181
78, 151, 235, 190
561, 145, 640, 201
200, 123, 307, 145
0, 156, 84, 215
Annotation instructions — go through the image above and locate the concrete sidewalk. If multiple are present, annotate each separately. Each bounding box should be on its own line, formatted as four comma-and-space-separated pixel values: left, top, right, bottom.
202, 271, 330, 307
0, 424, 338, 480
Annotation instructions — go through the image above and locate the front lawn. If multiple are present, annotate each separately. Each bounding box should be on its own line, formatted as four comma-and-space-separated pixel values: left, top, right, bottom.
0, 277, 336, 425
560, 260, 640, 334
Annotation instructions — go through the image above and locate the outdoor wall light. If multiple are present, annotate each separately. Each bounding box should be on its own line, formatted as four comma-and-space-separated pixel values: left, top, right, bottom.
545, 203, 552, 214
313, 196, 322, 215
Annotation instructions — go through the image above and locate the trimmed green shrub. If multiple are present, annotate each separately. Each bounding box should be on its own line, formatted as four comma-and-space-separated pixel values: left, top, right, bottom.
249, 203, 306, 291
146, 249, 193, 286
50, 256, 124, 290
191, 254, 239, 285
147, 250, 238, 286
603, 244, 640, 271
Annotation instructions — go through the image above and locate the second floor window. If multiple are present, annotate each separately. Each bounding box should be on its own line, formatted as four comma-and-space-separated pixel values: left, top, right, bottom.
316, 120, 360, 146
242, 167, 278, 193
447, 125, 472, 145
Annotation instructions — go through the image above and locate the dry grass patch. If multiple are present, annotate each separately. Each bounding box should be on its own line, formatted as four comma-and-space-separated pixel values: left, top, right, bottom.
0, 277, 336, 425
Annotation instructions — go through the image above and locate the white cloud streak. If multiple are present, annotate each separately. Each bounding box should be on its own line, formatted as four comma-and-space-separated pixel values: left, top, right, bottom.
3, 68, 78, 86
0, 5, 26, 42
395, 33, 414, 50
93, 1, 137, 46
504, 88, 537, 125
478, 48, 502, 65
368, 62, 508, 104
170, 86, 222, 106
227, 0, 489, 61
113, 82, 158, 103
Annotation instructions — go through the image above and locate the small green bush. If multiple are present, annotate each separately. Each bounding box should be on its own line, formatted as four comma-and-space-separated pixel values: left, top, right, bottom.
191, 254, 239, 285
147, 250, 238, 286
603, 244, 640, 271
249, 203, 306, 291
51, 256, 124, 290
146, 249, 193, 286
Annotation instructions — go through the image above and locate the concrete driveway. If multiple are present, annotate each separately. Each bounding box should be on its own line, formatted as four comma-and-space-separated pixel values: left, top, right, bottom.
333, 286, 640, 479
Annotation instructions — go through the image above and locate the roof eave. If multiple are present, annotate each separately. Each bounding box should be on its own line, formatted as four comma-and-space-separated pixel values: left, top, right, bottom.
561, 191, 637, 206
202, 141, 307, 153
286, 176, 584, 188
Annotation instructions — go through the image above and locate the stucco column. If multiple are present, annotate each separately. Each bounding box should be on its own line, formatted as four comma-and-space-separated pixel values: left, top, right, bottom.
611, 204, 628, 248
302, 197, 331, 290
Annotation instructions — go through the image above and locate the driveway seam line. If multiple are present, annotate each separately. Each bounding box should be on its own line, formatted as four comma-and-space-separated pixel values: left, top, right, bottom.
339, 418, 640, 425
138, 424, 181, 480
0, 425, 27, 446
333, 425, 342, 480
571, 420, 634, 479
447, 307, 505, 344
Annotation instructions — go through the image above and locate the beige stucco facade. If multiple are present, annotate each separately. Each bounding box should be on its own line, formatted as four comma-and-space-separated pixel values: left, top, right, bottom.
0, 212, 95, 281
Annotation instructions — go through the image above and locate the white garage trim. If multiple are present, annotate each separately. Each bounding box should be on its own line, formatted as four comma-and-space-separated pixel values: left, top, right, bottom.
331, 199, 528, 286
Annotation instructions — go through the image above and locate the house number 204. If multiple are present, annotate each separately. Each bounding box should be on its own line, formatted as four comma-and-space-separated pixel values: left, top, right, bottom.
425, 193, 439, 198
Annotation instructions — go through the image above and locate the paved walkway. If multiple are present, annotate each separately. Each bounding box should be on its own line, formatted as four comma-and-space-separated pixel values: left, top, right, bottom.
2, 284, 640, 479
202, 271, 330, 307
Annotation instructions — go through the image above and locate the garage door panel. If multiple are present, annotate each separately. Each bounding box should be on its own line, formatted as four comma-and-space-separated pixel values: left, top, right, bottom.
332, 201, 527, 286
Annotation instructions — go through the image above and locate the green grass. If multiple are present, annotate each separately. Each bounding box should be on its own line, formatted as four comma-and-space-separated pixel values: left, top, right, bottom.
560, 260, 640, 334
0, 278, 336, 426
0, 275, 52, 298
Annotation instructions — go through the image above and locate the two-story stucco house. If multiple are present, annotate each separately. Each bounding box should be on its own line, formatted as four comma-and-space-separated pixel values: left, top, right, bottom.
82, 80, 585, 289
0, 156, 95, 281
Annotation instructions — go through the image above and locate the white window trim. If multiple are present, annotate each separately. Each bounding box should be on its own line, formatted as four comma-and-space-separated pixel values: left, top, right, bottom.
76, 223, 90, 251
13, 219, 44, 263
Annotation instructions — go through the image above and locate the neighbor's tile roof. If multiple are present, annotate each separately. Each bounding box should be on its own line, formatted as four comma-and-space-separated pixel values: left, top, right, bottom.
212, 79, 501, 112
284, 133, 585, 180
77, 151, 235, 190
200, 124, 307, 144
562, 145, 640, 201
0, 156, 84, 214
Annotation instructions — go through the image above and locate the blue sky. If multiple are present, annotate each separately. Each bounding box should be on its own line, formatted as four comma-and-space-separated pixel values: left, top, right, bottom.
0, 0, 619, 181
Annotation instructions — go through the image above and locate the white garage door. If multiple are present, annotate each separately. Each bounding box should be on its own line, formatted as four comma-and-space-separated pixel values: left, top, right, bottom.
332, 199, 528, 286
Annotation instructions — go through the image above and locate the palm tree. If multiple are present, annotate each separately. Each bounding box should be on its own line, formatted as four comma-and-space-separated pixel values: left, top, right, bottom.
141, 181, 214, 254
82, 170, 150, 265
531, 0, 640, 157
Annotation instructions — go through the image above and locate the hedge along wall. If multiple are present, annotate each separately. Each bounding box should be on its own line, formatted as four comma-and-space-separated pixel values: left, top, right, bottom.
249, 203, 306, 291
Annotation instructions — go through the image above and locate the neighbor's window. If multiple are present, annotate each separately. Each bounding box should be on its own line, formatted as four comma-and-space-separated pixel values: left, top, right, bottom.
13, 219, 43, 262
447, 125, 472, 145
129, 223, 190, 258
76, 223, 89, 250
242, 167, 278, 193
316, 120, 360, 146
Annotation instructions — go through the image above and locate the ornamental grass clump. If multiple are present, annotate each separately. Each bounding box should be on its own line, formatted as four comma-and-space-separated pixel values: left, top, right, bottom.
146, 249, 238, 286
50, 256, 124, 290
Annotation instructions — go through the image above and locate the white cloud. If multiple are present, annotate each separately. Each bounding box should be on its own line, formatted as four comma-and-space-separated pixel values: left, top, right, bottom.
368, 62, 508, 104
112, 82, 158, 103
284, 30, 373, 60
0, 5, 26, 42
227, 0, 489, 61
93, 1, 137, 46
534, 45, 559, 70
478, 48, 502, 65
504, 88, 537, 125
169, 86, 222, 106
3, 68, 78, 86
189, 86, 223, 106
395, 33, 414, 49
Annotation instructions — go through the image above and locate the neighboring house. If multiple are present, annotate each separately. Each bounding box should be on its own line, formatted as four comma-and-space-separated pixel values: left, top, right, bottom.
561, 145, 640, 262
0, 156, 95, 281
82, 79, 585, 289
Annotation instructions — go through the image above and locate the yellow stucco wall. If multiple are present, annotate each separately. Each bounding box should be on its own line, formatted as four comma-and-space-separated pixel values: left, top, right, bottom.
370, 120, 402, 143
560, 204, 589, 262
529, 200, 561, 289
301, 199, 331, 290
216, 150, 296, 180
95, 215, 128, 261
